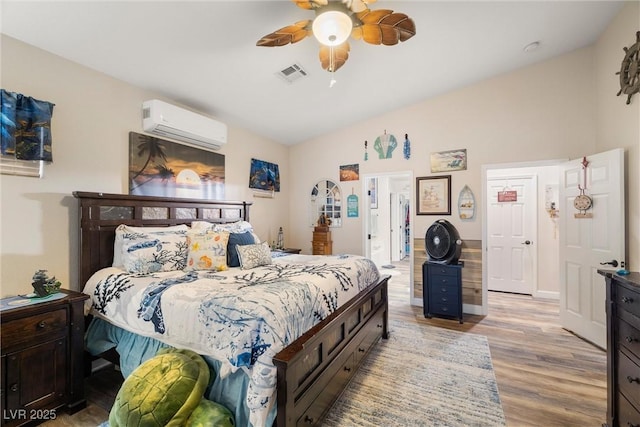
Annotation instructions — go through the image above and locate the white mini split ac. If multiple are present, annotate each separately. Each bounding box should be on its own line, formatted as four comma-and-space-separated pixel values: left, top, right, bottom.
142, 99, 227, 151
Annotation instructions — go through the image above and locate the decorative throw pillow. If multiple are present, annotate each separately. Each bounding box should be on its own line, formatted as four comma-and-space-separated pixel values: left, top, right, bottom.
185, 230, 230, 271
227, 231, 256, 267
237, 242, 272, 270
113, 224, 189, 269
121, 228, 189, 274
191, 220, 254, 234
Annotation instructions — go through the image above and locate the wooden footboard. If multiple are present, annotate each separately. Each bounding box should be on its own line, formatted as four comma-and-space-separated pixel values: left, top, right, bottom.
274, 275, 389, 427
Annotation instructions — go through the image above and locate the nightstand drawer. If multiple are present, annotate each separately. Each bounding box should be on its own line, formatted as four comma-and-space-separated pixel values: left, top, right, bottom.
618, 393, 640, 427
2, 308, 67, 348
429, 274, 459, 287
430, 302, 459, 317
618, 350, 640, 409
618, 284, 640, 318
617, 318, 640, 359
312, 232, 332, 242
428, 265, 459, 276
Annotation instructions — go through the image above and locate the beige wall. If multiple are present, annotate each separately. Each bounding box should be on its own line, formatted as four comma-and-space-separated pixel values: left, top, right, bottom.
594, 1, 640, 270
290, 3, 638, 276
290, 46, 596, 261
0, 35, 290, 297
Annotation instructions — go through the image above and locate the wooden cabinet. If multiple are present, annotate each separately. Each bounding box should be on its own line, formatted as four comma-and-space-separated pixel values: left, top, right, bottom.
1, 290, 89, 426
312, 226, 332, 255
423, 262, 464, 323
599, 270, 640, 427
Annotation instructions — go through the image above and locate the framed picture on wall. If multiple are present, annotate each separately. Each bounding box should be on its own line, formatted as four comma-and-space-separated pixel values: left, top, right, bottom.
416, 175, 451, 215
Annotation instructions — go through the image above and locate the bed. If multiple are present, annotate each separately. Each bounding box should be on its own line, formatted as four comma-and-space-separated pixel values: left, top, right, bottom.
73, 191, 389, 427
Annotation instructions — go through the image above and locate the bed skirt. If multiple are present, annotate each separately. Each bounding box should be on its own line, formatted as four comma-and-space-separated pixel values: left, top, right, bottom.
85, 317, 273, 427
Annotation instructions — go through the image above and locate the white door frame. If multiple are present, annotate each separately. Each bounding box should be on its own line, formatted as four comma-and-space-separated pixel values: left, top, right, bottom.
363, 171, 413, 282
482, 159, 564, 316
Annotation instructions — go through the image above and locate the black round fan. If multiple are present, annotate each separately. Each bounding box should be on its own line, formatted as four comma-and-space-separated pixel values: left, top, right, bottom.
425, 219, 462, 265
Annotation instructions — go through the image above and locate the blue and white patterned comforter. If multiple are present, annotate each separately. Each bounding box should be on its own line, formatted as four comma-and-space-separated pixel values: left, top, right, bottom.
83, 254, 380, 427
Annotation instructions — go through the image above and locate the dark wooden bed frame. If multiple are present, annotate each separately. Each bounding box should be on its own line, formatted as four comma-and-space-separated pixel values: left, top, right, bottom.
74, 191, 389, 427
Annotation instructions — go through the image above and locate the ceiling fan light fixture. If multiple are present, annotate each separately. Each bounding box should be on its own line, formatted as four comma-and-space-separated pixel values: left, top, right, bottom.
312, 10, 353, 46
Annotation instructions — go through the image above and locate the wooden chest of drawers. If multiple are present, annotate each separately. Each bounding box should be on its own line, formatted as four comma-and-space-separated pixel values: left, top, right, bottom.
0, 289, 89, 426
423, 262, 464, 323
600, 270, 640, 427
312, 226, 332, 255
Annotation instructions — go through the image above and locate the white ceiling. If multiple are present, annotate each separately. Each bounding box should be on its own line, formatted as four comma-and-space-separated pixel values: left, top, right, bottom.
1, 1, 624, 145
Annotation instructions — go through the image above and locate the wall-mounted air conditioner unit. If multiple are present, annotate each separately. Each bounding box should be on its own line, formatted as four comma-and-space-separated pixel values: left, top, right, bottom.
142, 99, 227, 151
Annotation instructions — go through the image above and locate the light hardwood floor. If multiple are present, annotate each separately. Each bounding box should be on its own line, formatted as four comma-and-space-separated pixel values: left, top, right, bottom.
46, 258, 607, 426
384, 258, 607, 427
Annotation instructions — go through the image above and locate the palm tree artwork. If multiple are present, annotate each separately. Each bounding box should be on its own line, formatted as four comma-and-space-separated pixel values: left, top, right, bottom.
130, 133, 169, 190
128, 132, 225, 199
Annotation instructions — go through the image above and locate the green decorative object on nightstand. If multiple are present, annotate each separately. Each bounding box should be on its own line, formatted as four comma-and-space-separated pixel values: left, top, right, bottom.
31, 269, 61, 297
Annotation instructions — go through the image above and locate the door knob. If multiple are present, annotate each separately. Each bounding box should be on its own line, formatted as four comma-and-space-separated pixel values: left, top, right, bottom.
599, 260, 619, 268
521, 240, 532, 245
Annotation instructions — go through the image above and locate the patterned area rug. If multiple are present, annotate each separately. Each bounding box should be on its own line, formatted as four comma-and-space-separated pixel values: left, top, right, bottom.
322, 319, 505, 427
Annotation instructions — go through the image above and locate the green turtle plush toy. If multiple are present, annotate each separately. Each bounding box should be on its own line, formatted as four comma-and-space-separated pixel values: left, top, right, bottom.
109, 348, 235, 427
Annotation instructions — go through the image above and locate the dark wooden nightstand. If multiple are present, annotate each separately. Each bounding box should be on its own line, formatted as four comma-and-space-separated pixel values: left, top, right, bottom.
273, 248, 301, 254
0, 289, 89, 426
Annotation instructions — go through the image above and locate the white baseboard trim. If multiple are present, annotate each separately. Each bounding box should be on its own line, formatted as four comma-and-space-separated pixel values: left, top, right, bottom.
534, 290, 560, 300
463, 304, 483, 315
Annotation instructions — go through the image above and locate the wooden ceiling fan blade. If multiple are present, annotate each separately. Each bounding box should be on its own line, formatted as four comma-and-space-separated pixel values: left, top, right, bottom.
357, 8, 393, 24
256, 20, 312, 47
358, 10, 416, 45
394, 16, 416, 42
319, 42, 351, 72
292, 0, 328, 10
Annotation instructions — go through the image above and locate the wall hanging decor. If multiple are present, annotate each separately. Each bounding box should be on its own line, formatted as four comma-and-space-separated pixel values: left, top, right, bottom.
347, 191, 359, 218
364, 140, 368, 161
458, 185, 475, 220
373, 130, 397, 159
403, 133, 411, 160
129, 131, 225, 199
430, 148, 467, 172
416, 175, 451, 215
339, 163, 359, 181
616, 31, 640, 105
249, 158, 280, 198
574, 156, 593, 219
1, 89, 55, 177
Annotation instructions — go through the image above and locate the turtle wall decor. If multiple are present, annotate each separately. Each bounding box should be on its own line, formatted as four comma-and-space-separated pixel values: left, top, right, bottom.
616, 31, 640, 105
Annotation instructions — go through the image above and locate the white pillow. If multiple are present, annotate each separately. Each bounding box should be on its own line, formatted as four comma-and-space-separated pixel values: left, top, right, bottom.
113, 224, 188, 270
237, 242, 272, 270
191, 220, 254, 234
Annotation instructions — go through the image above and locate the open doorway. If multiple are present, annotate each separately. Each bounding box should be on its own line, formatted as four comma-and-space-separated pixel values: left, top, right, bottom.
363, 172, 412, 268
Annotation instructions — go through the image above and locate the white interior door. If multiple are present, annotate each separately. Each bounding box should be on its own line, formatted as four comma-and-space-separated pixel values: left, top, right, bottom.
559, 148, 625, 349
487, 176, 537, 294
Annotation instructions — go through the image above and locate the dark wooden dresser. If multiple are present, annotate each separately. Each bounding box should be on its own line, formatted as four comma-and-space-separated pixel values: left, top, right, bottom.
423, 261, 464, 324
599, 270, 640, 427
0, 289, 88, 426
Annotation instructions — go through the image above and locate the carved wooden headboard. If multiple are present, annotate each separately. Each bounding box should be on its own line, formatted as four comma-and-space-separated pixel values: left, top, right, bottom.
73, 191, 252, 290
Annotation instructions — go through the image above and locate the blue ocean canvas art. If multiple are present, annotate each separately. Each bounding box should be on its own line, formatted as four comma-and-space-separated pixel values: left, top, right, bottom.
249, 158, 280, 192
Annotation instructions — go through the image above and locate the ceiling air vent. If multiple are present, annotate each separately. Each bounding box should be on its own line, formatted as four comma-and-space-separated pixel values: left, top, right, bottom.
276, 63, 308, 84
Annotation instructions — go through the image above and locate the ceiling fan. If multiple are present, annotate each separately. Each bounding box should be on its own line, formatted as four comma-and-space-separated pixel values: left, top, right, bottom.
256, 0, 416, 73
